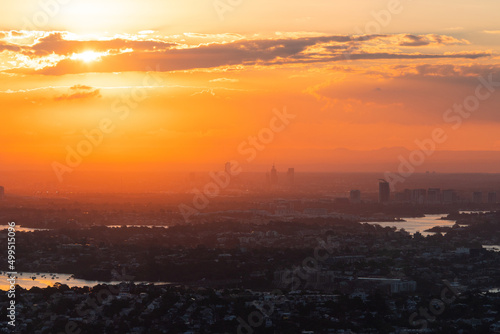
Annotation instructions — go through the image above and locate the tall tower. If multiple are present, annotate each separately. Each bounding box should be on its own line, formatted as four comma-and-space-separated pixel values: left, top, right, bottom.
270, 164, 278, 186
378, 179, 390, 203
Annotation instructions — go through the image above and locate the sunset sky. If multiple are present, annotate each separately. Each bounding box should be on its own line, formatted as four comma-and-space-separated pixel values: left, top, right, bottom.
1, 0, 500, 182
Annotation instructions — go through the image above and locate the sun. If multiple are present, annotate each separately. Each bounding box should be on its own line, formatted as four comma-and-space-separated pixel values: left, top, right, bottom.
70, 51, 105, 63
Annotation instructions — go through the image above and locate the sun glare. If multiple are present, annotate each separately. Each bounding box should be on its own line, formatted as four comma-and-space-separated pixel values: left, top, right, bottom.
70, 51, 105, 63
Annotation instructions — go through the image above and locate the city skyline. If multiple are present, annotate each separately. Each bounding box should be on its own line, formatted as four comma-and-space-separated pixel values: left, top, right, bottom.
2, 2, 500, 333
0, 1, 500, 189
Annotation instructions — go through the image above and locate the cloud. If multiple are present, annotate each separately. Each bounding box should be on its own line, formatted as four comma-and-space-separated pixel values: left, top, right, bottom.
350, 63, 500, 81
54, 85, 101, 101
70, 84, 93, 90
4, 33, 490, 75
191, 89, 216, 97
0, 42, 21, 52
401, 64, 500, 78
209, 78, 239, 83
304, 63, 500, 126
399, 35, 432, 47
398, 34, 469, 47
483, 30, 500, 34
26, 32, 176, 57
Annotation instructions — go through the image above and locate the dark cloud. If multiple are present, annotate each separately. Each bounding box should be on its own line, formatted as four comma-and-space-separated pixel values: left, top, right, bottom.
340, 52, 487, 61
399, 35, 430, 46
0, 42, 21, 52
6, 34, 489, 75
398, 64, 500, 78
398, 34, 468, 47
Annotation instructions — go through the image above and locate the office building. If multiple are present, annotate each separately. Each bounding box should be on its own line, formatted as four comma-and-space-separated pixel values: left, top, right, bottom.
427, 188, 441, 204
411, 189, 427, 204
378, 179, 390, 203
442, 189, 457, 204
488, 192, 497, 204
473, 192, 483, 204
350, 190, 361, 203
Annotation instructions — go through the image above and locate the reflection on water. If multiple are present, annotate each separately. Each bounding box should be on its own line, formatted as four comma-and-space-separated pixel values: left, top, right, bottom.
0, 225, 49, 232
459, 211, 489, 214
0, 271, 171, 291
366, 214, 456, 236
107, 225, 169, 229
0, 271, 122, 290
0, 225, 169, 232
483, 245, 500, 252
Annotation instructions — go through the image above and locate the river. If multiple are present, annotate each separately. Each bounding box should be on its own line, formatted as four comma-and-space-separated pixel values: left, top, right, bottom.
365, 214, 457, 236
0, 271, 171, 290
0, 225, 49, 232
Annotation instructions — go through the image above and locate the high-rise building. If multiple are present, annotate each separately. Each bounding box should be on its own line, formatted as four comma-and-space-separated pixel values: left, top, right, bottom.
378, 179, 390, 203
411, 189, 427, 204
488, 192, 497, 204
403, 189, 412, 202
442, 189, 456, 204
427, 188, 441, 204
350, 190, 361, 203
473, 192, 483, 204
287, 168, 295, 187
270, 164, 278, 186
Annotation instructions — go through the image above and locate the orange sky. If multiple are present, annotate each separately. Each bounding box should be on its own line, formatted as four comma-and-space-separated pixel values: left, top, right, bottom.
1, 0, 500, 183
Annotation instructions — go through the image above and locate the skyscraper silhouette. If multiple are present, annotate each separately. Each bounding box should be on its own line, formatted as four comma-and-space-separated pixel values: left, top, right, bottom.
378, 179, 390, 203
270, 164, 278, 186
